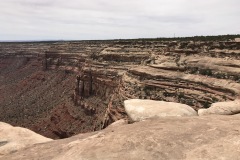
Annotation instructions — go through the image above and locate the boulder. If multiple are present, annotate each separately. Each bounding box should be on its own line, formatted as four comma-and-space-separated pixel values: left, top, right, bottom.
124, 99, 197, 122
0, 122, 52, 157
198, 99, 240, 116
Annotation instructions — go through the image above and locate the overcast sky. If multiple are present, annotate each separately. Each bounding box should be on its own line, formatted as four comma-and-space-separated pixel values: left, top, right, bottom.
0, 0, 239, 41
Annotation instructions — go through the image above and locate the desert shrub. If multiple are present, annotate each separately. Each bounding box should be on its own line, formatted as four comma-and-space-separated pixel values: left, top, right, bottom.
199, 69, 212, 76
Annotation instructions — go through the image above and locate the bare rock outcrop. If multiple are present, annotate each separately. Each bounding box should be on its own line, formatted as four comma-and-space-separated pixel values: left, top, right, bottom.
0, 122, 52, 158
106, 119, 128, 128
198, 99, 240, 116
2, 116, 240, 160
124, 99, 197, 121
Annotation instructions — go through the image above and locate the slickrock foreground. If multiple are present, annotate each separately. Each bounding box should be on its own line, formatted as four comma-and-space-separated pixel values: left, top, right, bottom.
124, 99, 197, 121
0, 122, 52, 158
1, 115, 240, 160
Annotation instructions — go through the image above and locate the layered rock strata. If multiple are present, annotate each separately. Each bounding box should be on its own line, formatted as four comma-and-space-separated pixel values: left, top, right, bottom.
0, 39, 240, 138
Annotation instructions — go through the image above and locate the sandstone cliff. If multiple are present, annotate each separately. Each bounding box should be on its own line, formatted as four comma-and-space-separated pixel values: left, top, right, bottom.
0, 39, 240, 138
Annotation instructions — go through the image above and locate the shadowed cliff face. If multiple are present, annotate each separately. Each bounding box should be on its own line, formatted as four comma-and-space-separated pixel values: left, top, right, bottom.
0, 39, 240, 139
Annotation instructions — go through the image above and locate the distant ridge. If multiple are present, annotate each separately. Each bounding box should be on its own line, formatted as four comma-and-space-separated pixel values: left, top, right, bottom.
0, 34, 240, 43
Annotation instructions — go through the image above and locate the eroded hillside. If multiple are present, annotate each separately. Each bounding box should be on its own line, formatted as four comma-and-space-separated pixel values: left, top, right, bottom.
0, 39, 240, 139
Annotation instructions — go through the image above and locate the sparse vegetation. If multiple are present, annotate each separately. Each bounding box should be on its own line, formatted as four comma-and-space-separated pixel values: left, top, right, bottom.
199, 69, 213, 76
116, 34, 240, 42
1, 35, 240, 140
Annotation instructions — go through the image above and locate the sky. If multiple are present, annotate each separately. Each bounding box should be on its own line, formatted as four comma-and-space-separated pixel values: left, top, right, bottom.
0, 0, 239, 41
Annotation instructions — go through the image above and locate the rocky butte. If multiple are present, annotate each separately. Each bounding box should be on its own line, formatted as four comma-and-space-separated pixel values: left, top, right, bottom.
0, 35, 240, 159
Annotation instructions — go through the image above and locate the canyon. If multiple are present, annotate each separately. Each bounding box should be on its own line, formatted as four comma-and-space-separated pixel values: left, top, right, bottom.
0, 37, 240, 139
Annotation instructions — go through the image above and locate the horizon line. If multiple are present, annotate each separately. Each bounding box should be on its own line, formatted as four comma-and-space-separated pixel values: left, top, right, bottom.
0, 34, 240, 43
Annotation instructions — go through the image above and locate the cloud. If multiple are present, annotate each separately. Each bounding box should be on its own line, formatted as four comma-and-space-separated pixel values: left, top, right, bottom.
0, 0, 239, 40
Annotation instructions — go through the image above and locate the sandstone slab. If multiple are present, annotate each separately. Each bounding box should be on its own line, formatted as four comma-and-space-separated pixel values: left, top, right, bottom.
107, 119, 128, 128
2, 116, 240, 160
0, 122, 52, 157
124, 99, 197, 122
198, 99, 240, 116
